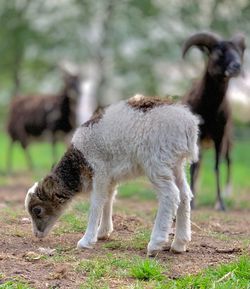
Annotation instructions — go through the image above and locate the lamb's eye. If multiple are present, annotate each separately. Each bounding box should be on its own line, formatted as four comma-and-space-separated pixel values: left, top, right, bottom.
32, 206, 43, 217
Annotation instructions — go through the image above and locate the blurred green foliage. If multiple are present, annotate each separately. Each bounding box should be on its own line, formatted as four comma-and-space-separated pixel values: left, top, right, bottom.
0, 0, 249, 105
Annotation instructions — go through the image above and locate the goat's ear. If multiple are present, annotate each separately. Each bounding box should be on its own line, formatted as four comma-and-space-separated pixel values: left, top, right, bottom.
42, 175, 57, 200
231, 33, 246, 52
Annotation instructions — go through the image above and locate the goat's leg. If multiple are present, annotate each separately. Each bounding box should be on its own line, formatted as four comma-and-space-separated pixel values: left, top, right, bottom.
25, 149, 33, 171
214, 142, 226, 211
21, 141, 33, 171
223, 149, 232, 196
190, 152, 202, 209
6, 140, 14, 174
77, 179, 109, 249
147, 176, 180, 257
171, 163, 192, 253
97, 187, 117, 240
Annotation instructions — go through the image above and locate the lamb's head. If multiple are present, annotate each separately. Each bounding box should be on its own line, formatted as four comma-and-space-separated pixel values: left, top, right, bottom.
183, 32, 245, 79
25, 175, 67, 238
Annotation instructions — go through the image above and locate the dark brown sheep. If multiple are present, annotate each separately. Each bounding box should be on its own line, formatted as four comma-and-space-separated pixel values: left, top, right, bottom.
7, 73, 80, 171
182, 32, 245, 210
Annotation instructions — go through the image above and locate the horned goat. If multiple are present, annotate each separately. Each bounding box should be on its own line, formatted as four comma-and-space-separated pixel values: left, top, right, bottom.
7, 73, 80, 171
182, 32, 245, 210
25, 94, 199, 257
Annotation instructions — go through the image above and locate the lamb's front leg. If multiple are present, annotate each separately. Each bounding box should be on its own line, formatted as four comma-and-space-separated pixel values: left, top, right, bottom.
77, 182, 108, 249
147, 179, 180, 257
97, 187, 117, 240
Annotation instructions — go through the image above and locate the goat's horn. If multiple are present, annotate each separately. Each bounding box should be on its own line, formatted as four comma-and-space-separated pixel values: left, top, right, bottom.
182, 32, 221, 58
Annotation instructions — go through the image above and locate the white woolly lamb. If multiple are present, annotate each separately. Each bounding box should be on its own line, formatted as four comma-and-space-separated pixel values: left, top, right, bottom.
25, 94, 199, 256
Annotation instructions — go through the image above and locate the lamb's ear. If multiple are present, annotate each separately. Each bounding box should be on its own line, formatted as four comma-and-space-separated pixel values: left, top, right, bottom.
231, 33, 246, 53
42, 175, 57, 200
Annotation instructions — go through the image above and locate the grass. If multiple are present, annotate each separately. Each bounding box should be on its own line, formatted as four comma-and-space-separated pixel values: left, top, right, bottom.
54, 212, 86, 234
130, 259, 165, 281
0, 280, 34, 289
1, 255, 249, 288
162, 255, 250, 289
119, 179, 155, 200
102, 227, 151, 251
75, 254, 166, 288
76, 254, 131, 288
0, 131, 65, 176
0, 207, 23, 225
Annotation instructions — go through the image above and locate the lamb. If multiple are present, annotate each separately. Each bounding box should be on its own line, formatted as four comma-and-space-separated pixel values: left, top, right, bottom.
25, 94, 199, 256
7, 72, 80, 171
182, 32, 245, 210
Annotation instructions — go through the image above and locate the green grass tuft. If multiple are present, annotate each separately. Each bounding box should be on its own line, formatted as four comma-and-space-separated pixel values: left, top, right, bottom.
130, 259, 165, 281
0, 280, 34, 289
158, 255, 250, 289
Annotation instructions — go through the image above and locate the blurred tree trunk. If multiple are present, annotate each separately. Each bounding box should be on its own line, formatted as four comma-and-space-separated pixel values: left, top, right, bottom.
93, 0, 115, 108
12, 52, 23, 97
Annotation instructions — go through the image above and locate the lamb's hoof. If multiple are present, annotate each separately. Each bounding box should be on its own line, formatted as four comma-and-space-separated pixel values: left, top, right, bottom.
170, 240, 187, 254
147, 241, 167, 257
97, 229, 113, 240
162, 244, 171, 251
97, 233, 111, 240
147, 249, 159, 257
77, 238, 95, 250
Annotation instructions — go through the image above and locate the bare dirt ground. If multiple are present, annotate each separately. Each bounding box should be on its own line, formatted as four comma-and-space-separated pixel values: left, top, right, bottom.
0, 176, 249, 288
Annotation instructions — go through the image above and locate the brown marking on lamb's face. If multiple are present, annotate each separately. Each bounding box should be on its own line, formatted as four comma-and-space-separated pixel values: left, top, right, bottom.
82, 107, 105, 127
26, 145, 93, 238
26, 183, 63, 238
127, 95, 174, 112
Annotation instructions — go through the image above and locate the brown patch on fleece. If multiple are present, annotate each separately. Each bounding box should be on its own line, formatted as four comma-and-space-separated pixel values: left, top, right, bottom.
127, 95, 174, 112
82, 107, 105, 127
31, 145, 93, 208
52, 145, 93, 195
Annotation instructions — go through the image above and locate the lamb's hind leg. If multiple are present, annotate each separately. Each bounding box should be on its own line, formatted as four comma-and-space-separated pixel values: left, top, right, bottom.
77, 177, 109, 249
147, 173, 180, 257
171, 163, 192, 253
97, 186, 117, 240
190, 153, 201, 209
